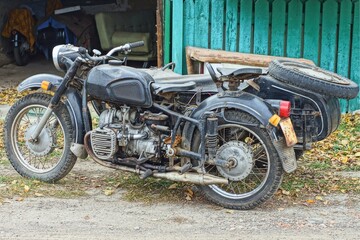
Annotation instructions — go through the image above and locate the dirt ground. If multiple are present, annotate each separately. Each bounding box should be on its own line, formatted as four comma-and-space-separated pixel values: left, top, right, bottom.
0, 56, 359, 240
1, 159, 359, 240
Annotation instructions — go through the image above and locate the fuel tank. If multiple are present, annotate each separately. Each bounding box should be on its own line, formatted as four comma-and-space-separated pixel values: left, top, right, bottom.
87, 64, 154, 107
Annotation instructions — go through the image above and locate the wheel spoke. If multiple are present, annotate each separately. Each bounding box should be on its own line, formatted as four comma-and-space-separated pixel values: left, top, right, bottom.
11, 104, 66, 173
203, 122, 272, 199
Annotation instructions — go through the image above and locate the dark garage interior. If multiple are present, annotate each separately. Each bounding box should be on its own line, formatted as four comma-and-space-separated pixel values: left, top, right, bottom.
0, 0, 158, 67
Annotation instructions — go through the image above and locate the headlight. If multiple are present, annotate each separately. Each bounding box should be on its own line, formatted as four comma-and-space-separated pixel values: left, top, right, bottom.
52, 45, 81, 72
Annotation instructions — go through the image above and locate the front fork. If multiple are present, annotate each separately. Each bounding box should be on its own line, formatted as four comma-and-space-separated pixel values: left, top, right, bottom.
30, 59, 82, 141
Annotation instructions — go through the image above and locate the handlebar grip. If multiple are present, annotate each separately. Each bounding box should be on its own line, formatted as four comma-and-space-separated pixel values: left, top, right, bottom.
129, 41, 145, 49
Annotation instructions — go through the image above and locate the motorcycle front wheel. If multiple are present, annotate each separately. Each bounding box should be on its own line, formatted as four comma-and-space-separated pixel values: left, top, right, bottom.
4, 93, 77, 182
192, 111, 283, 210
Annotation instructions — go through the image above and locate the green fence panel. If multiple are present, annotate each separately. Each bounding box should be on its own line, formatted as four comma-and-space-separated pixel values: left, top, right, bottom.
163, 0, 171, 64
184, 0, 195, 48
271, 0, 286, 56
239, 0, 253, 53
165, 0, 359, 110
225, 0, 238, 51
184, 0, 195, 73
195, 0, 210, 48
337, 0, 352, 111
286, 0, 302, 58
210, 0, 225, 49
350, 0, 359, 112
254, 0, 269, 55
172, 0, 183, 73
320, 0, 338, 71
303, 0, 320, 65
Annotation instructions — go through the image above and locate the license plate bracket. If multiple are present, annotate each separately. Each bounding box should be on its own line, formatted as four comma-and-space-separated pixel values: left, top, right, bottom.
279, 118, 298, 147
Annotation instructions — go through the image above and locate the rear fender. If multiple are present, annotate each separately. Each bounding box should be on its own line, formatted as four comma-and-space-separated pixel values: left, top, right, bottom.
17, 74, 87, 150
182, 92, 297, 173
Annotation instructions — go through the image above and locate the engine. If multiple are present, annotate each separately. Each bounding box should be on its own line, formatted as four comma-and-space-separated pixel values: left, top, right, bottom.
89, 106, 168, 161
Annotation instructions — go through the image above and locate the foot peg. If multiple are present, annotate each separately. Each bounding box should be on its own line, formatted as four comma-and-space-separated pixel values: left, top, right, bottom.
179, 162, 192, 174
140, 169, 153, 179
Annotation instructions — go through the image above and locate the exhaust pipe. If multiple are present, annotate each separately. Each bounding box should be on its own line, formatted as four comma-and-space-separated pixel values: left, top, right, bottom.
152, 172, 228, 185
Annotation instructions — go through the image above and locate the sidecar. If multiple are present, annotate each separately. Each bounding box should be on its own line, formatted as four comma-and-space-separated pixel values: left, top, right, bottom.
144, 60, 358, 156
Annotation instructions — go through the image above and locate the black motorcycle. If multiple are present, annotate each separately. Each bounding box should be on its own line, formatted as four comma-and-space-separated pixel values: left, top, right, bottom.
4, 41, 359, 209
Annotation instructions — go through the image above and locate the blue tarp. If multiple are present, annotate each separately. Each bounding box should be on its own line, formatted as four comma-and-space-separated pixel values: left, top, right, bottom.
36, 17, 76, 59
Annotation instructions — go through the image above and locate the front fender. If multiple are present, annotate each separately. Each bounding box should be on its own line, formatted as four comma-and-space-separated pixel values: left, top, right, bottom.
17, 74, 63, 92
17, 74, 86, 146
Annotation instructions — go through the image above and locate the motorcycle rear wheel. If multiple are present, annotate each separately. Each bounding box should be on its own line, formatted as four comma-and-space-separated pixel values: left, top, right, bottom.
4, 93, 77, 182
14, 45, 30, 66
192, 111, 283, 210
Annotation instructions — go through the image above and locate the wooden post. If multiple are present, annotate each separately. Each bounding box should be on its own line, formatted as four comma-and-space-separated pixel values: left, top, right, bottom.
185, 46, 315, 74
156, 0, 164, 68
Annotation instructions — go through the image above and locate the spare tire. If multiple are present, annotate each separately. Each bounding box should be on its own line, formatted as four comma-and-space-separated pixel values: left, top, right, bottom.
268, 60, 359, 99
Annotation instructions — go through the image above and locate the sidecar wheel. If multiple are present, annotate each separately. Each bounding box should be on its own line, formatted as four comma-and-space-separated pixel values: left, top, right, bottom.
192, 111, 283, 210
4, 93, 77, 182
268, 60, 359, 99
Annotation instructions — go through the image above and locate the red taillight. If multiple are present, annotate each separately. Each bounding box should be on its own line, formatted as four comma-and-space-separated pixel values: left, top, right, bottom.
279, 101, 291, 118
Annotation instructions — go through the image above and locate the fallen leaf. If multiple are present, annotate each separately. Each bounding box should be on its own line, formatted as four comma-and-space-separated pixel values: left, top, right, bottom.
104, 189, 115, 196
24, 185, 30, 193
306, 199, 315, 204
34, 193, 44, 197
168, 183, 178, 190
315, 196, 323, 201
282, 190, 290, 196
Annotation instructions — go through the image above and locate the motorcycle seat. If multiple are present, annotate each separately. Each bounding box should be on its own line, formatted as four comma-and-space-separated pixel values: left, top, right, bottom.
217, 67, 266, 80
152, 81, 197, 93
143, 68, 217, 93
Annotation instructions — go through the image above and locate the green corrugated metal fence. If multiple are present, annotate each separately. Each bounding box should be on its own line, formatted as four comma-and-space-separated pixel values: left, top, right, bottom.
164, 0, 360, 112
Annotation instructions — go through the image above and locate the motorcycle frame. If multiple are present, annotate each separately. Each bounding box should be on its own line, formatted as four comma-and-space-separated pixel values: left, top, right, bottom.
17, 56, 296, 173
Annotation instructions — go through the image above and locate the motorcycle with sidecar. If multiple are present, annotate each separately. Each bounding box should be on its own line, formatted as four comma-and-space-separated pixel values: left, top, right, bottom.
4, 41, 359, 209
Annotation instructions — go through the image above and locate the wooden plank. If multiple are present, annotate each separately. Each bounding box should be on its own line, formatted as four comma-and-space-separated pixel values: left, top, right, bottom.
286, 0, 302, 58
164, 0, 171, 64
210, 0, 225, 50
185, 46, 315, 74
254, 0, 269, 55
271, 0, 286, 56
349, 0, 360, 112
172, 0, 183, 73
225, 0, 238, 52
320, 0, 338, 71
195, 0, 210, 48
337, 0, 352, 111
184, 0, 195, 73
303, 0, 320, 65
239, 0, 253, 53
156, 0, 163, 67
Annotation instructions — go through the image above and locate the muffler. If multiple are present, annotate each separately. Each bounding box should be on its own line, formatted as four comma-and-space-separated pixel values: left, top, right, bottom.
152, 172, 228, 185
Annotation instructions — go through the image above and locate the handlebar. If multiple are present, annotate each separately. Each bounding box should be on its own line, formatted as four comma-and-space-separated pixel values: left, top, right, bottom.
79, 41, 145, 62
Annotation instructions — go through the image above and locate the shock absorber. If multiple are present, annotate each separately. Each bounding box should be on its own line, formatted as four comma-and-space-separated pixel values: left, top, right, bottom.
206, 116, 218, 160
